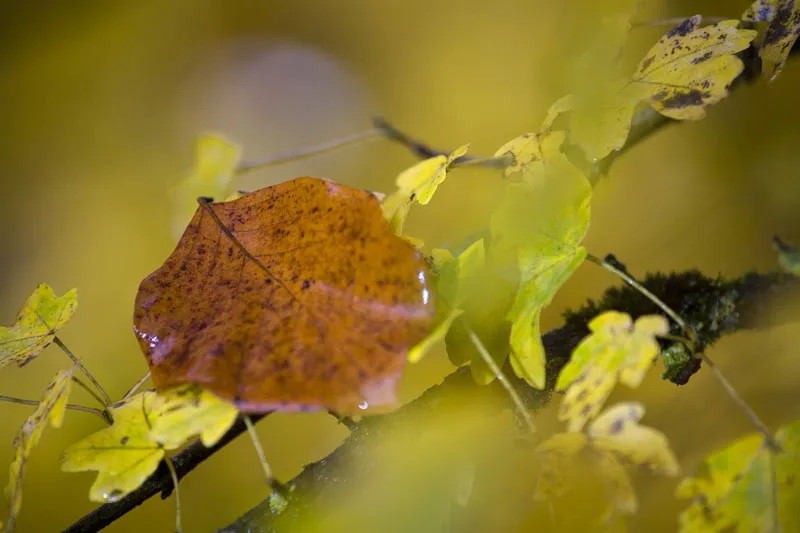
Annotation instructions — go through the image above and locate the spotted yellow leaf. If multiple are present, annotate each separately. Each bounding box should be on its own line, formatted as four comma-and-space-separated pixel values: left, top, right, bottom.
61, 385, 237, 502
743, 0, 800, 81
676, 420, 800, 533
147, 384, 239, 448
536, 402, 677, 520
559, 17, 757, 161
381, 144, 469, 234
5, 368, 74, 532
491, 131, 592, 389
557, 311, 668, 432
588, 402, 679, 477
170, 134, 242, 238
409, 239, 484, 363
0, 284, 78, 370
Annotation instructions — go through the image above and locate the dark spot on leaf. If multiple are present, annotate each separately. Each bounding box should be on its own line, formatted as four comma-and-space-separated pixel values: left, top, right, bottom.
691, 51, 714, 64
609, 419, 625, 434
120, 436, 129, 445
660, 89, 710, 109
666, 17, 696, 38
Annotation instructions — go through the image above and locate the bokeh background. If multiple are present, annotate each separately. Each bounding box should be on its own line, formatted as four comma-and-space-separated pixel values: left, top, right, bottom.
2, 0, 800, 531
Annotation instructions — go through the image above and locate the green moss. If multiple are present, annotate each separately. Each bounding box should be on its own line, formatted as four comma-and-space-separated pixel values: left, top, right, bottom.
560, 269, 740, 385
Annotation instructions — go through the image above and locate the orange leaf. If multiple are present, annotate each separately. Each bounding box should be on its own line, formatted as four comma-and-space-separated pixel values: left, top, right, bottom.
133, 177, 435, 414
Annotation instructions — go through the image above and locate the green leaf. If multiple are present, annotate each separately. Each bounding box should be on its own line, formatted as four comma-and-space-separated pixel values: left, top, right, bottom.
676, 420, 800, 532
773, 236, 800, 275
491, 130, 592, 389
508, 248, 587, 389
409, 239, 484, 363
0, 284, 78, 370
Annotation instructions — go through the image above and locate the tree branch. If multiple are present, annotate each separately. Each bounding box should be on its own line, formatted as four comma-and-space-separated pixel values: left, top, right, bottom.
217, 270, 800, 533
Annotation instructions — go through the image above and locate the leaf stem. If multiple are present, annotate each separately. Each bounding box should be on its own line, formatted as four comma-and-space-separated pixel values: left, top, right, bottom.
236, 128, 382, 174
163, 455, 183, 533
700, 353, 778, 448
71, 376, 109, 410
0, 394, 110, 423
460, 319, 537, 434
122, 371, 152, 401
243, 415, 282, 494
54, 336, 111, 406
586, 254, 697, 347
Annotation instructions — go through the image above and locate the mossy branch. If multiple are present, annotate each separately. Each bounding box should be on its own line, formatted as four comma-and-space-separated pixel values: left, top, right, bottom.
62, 268, 800, 533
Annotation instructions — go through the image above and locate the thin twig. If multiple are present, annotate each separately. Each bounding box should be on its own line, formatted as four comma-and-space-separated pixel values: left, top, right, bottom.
236, 128, 382, 174
54, 337, 111, 406
701, 353, 777, 448
586, 254, 698, 346
371, 116, 511, 168
121, 371, 151, 401
163, 456, 183, 533
0, 394, 110, 423
70, 376, 109, 411
460, 319, 537, 434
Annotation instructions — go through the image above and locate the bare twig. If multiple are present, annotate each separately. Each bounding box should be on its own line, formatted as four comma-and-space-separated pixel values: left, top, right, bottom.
54, 337, 111, 406
121, 371, 151, 401
701, 353, 778, 448
236, 128, 382, 174
0, 395, 110, 423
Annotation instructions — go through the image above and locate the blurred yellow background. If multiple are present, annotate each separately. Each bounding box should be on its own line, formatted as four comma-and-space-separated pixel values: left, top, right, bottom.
2, 0, 800, 531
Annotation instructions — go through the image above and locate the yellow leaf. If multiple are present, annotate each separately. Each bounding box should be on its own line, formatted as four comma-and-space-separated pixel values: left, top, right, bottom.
632, 17, 756, 118
743, 0, 800, 81
568, 17, 757, 161
6, 369, 74, 532
534, 432, 588, 501
169, 134, 242, 238
595, 452, 637, 515
491, 131, 592, 389
535, 403, 675, 518
588, 402, 679, 477
541, 95, 575, 131
0, 284, 78, 370
557, 311, 669, 432
494, 130, 567, 178
148, 384, 239, 448
381, 145, 469, 234
61, 385, 237, 502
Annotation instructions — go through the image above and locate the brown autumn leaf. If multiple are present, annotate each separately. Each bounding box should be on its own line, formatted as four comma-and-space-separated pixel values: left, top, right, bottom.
134, 177, 435, 414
